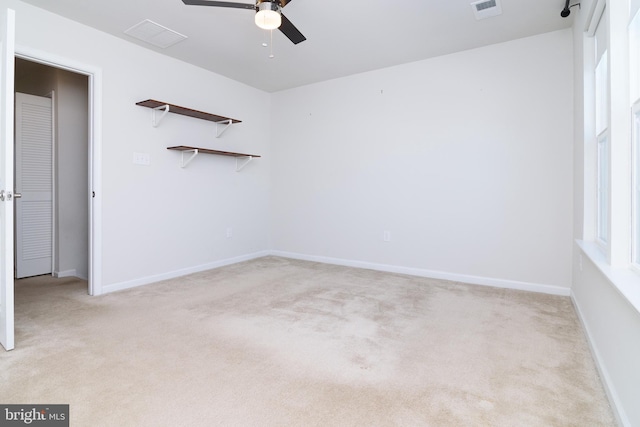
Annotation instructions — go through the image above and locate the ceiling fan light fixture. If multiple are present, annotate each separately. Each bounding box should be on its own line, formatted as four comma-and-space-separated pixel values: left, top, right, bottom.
255, 2, 281, 30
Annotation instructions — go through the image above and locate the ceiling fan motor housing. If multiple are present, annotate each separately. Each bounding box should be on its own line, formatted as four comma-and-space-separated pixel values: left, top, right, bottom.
257, 1, 281, 12
255, 1, 282, 29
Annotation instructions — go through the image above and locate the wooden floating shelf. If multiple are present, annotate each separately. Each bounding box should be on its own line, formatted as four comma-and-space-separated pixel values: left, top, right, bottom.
136, 99, 241, 124
167, 145, 260, 158
167, 146, 261, 171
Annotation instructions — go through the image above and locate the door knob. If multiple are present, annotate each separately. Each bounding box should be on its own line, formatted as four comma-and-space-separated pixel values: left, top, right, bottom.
0, 190, 20, 201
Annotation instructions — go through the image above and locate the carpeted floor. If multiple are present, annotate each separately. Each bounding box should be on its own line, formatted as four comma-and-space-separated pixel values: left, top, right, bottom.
0, 256, 615, 426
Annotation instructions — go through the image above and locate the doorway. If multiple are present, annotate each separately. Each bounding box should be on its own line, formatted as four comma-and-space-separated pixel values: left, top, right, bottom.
14, 58, 89, 288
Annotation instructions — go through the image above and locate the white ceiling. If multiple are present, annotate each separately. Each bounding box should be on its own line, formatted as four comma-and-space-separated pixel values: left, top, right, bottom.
19, 0, 574, 92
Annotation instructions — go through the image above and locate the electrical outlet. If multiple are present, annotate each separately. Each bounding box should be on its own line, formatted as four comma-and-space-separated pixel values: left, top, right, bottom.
133, 152, 150, 165
226, 227, 233, 238
383, 231, 391, 242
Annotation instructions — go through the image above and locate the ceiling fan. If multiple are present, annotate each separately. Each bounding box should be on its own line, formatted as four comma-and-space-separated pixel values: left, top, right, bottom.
181, 0, 306, 44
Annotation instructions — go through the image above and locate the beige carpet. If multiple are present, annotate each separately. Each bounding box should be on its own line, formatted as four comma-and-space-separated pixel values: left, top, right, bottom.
0, 256, 615, 426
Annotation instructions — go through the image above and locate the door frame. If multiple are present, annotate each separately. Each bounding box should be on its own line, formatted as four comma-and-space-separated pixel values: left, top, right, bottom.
14, 48, 102, 296
1, 7, 16, 351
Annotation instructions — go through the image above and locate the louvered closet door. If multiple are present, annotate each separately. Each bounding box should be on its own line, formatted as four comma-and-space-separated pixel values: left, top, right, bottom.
15, 92, 53, 279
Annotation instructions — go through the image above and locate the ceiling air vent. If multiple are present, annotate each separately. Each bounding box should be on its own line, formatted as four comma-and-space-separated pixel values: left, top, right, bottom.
124, 20, 187, 49
470, 0, 502, 20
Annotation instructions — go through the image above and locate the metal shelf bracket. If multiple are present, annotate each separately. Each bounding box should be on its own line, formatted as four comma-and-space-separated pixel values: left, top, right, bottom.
235, 156, 253, 172
180, 148, 199, 168
216, 119, 233, 138
152, 104, 170, 127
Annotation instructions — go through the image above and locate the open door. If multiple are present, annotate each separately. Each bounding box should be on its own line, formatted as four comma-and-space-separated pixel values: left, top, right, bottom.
0, 7, 15, 351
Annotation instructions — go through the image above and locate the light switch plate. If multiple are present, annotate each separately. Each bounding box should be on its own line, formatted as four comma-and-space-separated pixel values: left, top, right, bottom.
133, 152, 150, 165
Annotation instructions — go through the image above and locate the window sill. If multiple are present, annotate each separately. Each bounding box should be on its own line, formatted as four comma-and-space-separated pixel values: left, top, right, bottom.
576, 240, 640, 315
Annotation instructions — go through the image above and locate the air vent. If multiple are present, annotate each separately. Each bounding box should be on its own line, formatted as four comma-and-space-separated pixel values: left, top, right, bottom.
124, 20, 187, 49
471, 0, 502, 20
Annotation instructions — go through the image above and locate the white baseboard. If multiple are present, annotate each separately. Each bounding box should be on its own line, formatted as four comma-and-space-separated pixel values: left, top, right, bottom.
53, 269, 77, 278
102, 250, 270, 294
571, 291, 630, 427
101, 249, 571, 297
270, 250, 571, 296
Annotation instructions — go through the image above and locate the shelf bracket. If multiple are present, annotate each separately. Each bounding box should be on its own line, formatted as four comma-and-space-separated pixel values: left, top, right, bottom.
216, 119, 233, 138
180, 148, 199, 168
235, 156, 253, 172
152, 104, 170, 127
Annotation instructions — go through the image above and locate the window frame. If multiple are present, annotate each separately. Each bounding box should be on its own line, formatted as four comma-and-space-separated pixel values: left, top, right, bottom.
594, 48, 609, 248
631, 102, 640, 268
596, 131, 609, 246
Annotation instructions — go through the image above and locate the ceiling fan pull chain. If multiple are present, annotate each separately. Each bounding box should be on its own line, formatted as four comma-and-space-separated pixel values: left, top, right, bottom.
269, 29, 275, 59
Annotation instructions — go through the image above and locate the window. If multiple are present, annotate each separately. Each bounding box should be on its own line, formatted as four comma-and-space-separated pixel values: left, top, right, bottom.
594, 19, 609, 245
631, 8, 640, 102
597, 133, 609, 244
633, 103, 640, 265
579, 0, 640, 313
631, 9, 640, 265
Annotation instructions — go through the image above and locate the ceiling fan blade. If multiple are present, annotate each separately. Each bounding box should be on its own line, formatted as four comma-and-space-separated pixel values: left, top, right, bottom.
278, 0, 293, 7
181, 0, 255, 10
279, 13, 306, 44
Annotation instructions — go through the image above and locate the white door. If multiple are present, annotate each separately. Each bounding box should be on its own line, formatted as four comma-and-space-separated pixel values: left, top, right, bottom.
0, 8, 15, 351
15, 93, 53, 279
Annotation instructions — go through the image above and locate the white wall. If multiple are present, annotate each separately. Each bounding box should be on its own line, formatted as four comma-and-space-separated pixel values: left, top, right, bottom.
8, 0, 272, 291
572, 249, 640, 426
55, 69, 89, 279
271, 29, 574, 292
